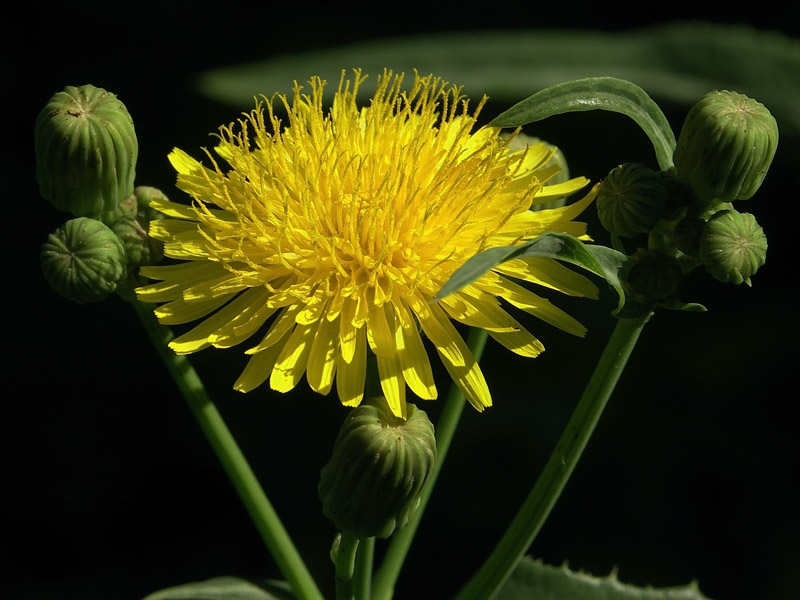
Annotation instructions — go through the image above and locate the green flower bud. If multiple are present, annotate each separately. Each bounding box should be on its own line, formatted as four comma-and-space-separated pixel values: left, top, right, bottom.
596, 163, 667, 237
673, 216, 704, 258
41, 217, 127, 304
95, 192, 138, 228
699, 210, 767, 286
35, 85, 138, 216
626, 248, 681, 302
673, 90, 778, 205
505, 133, 571, 210
131, 185, 169, 212
319, 397, 436, 539
113, 214, 163, 269
111, 187, 167, 301
658, 169, 694, 222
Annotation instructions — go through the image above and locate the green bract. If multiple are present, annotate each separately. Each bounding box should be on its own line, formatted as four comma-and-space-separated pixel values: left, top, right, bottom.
35, 84, 138, 216
699, 209, 767, 285
318, 397, 436, 539
673, 90, 778, 205
41, 217, 127, 304
596, 163, 666, 237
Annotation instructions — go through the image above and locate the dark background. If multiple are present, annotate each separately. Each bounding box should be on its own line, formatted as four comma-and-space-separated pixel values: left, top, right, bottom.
3, 2, 799, 599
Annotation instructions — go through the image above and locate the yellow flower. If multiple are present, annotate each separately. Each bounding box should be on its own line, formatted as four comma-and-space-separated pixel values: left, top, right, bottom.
137, 70, 598, 418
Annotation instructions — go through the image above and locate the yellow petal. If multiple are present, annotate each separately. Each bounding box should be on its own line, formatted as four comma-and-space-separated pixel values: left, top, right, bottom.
408, 293, 491, 411
270, 322, 316, 392
234, 329, 290, 393
493, 257, 599, 298
439, 290, 516, 332
307, 314, 339, 395
246, 305, 299, 354
393, 298, 437, 400
366, 303, 396, 357
138, 261, 226, 302
476, 272, 587, 337
211, 288, 276, 348
155, 293, 233, 325
169, 291, 258, 354
336, 325, 366, 407
339, 297, 358, 363
377, 353, 407, 419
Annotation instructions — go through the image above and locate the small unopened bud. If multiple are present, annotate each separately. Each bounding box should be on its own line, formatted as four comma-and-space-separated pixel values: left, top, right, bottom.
131, 185, 169, 212
111, 186, 167, 300
113, 214, 163, 270
626, 248, 681, 302
597, 163, 667, 237
658, 169, 694, 221
673, 90, 778, 205
96, 192, 138, 228
673, 216, 704, 258
699, 210, 767, 286
319, 397, 436, 539
35, 85, 138, 216
41, 217, 127, 303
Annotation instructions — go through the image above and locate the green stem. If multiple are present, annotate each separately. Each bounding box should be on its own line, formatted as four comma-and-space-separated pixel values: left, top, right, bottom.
335, 531, 360, 600
353, 536, 375, 600
456, 312, 652, 600
131, 301, 323, 600
372, 328, 489, 600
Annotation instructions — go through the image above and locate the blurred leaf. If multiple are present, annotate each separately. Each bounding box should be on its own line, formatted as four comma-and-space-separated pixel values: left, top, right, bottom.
197, 22, 800, 137
435, 232, 629, 314
143, 576, 293, 600
496, 557, 712, 600
491, 77, 676, 170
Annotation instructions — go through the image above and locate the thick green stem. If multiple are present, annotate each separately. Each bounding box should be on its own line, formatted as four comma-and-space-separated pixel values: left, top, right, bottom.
353, 536, 375, 600
372, 328, 489, 600
335, 531, 360, 600
456, 312, 652, 600
132, 301, 323, 600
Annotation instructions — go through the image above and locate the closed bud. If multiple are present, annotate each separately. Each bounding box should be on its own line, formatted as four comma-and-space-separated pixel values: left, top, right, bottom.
95, 192, 138, 228
699, 209, 767, 286
114, 214, 163, 268
35, 85, 138, 216
597, 163, 666, 237
319, 397, 436, 539
131, 185, 169, 212
41, 217, 127, 304
673, 90, 778, 205
626, 248, 681, 302
506, 133, 571, 210
111, 186, 167, 301
658, 169, 694, 222
673, 216, 704, 258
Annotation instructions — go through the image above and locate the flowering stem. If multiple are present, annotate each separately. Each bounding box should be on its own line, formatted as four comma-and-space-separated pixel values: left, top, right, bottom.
335, 531, 359, 600
372, 327, 489, 600
131, 301, 323, 600
354, 537, 375, 600
456, 312, 652, 600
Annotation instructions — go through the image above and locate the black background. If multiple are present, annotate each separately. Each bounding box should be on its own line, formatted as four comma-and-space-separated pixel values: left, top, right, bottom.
3, 2, 799, 599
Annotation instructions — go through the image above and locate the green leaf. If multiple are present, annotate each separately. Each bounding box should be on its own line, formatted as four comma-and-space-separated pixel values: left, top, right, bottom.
490, 77, 676, 171
496, 557, 712, 600
660, 299, 707, 313
435, 233, 629, 314
143, 576, 294, 600
196, 22, 800, 138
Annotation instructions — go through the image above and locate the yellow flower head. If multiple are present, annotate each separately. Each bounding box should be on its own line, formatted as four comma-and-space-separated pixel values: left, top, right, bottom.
137, 70, 598, 418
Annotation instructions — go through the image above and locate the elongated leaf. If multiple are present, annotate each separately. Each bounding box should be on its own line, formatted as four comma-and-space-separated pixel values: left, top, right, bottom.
197, 23, 800, 138
490, 78, 676, 171
496, 557, 712, 600
435, 233, 629, 314
143, 576, 293, 600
